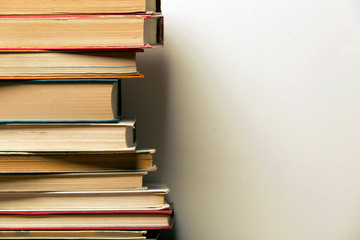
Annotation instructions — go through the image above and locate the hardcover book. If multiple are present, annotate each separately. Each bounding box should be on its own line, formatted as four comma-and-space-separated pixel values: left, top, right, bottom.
0, 206, 173, 230
0, 15, 163, 49
0, 117, 136, 151
0, 185, 170, 211
0, 149, 155, 173
0, 0, 160, 15
0, 79, 120, 122
0, 51, 142, 79
0, 172, 148, 192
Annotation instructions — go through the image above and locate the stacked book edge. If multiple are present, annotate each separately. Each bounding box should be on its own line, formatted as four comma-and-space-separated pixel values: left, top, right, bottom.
0, 0, 171, 239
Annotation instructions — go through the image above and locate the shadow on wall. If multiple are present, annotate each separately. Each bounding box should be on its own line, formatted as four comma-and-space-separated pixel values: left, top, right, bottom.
122, 49, 175, 239
122, 50, 169, 183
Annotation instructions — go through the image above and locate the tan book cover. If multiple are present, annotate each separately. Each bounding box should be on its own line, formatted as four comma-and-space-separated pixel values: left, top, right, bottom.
0, 51, 140, 78
0, 149, 155, 173
0, 15, 163, 49
0, 185, 170, 211
0, 0, 160, 14
0, 79, 119, 121
0, 118, 136, 151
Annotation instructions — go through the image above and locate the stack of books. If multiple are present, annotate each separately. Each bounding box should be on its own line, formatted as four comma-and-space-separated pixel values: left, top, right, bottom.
0, 0, 172, 240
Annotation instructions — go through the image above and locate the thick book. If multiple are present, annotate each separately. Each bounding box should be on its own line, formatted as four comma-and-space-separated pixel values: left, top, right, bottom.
0, 185, 169, 211
0, 51, 142, 79
0, 0, 160, 15
0, 149, 155, 173
0, 15, 163, 50
0, 172, 148, 192
0, 230, 147, 239
0, 205, 173, 230
0, 79, 120, 122
0, 117, 136, 151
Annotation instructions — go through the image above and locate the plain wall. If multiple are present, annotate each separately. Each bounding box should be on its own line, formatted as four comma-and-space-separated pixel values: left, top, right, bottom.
123, 0, 360, 239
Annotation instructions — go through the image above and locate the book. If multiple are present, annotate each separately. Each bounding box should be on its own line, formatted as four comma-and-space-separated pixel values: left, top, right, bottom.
0, 172, 148, 192
0, 79, 120, 122
0, 51, 142, 79
0, 205, 173, 230
0, 15, 163, 50
0, 149, 155, 173
0, 0, 160, 15
0, 117, 136, 151
0, 186, 169, 211
0, 230, 147, 239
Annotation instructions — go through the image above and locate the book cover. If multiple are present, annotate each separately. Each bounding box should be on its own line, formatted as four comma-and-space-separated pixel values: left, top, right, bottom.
0, 0, 161, 15
0, 185, 170, 211
0, 15, 163, 50
0, 117, 136, 151
0, 51, 143, 79
0, 148, 156, 173
0, 204, 173, 230
0, 79, 121, 123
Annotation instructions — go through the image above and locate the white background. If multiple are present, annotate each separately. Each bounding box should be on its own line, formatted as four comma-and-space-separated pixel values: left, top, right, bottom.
124, 0, 360, 239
